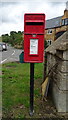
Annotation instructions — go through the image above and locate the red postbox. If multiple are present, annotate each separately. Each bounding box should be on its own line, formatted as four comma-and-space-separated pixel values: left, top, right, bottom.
24, 13, 45, 63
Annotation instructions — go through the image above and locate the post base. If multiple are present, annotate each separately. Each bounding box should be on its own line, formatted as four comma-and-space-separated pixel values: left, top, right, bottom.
29, 109, 34, 116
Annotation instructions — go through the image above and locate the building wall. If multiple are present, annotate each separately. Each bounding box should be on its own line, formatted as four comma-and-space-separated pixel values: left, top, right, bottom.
45, 28, 55, 41
45, 10, 68, 45
56, 26, 67, 33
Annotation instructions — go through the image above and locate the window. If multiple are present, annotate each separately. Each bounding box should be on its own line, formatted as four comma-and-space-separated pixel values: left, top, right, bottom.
47, 29, 52, 34
62, 19, 68, 26
65, 18, 68, 25
47, 40, 52, 45
62, 19, 65, 25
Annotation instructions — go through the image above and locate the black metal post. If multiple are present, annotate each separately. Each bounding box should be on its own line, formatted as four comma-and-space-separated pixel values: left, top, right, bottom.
29, 63, 34, 116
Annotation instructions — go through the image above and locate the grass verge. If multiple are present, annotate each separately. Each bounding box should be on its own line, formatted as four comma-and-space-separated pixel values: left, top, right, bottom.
2, 62, 43, 118
2, 62, 68, 119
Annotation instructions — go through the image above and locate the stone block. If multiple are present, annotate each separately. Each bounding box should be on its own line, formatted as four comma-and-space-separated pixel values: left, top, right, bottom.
56, 50, 68, 60
57, 60, 68, 73
47, 53, 68, 73
63, 50, 68, 60
52, 83, 68, 112
53, 70, 68, 90
56, 50, 63, 59
47, 54, 56, 74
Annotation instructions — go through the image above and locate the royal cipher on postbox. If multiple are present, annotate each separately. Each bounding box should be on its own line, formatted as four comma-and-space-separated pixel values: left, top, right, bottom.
24, 13, 45, 63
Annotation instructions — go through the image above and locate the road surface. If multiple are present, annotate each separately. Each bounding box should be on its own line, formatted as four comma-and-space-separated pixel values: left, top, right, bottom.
0, 46, 22, 64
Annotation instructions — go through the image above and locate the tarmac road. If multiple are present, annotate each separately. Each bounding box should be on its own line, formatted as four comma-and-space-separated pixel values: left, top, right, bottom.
0, 46, 22, 64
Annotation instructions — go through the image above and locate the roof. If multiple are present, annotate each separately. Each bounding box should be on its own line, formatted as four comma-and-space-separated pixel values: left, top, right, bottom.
46, 16, 62, 29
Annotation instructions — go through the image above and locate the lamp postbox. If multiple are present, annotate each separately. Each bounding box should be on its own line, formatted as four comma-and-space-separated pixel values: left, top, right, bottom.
24, 13, 45, 63
24, 13, 45, 116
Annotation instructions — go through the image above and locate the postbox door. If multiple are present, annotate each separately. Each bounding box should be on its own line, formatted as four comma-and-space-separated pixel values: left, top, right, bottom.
24, 34, 44, 63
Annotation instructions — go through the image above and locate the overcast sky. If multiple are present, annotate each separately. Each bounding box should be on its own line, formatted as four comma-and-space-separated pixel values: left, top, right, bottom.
0, 0, 67, 35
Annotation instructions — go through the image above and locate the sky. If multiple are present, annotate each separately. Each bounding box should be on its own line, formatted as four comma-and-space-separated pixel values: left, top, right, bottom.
0, 0, 67, 35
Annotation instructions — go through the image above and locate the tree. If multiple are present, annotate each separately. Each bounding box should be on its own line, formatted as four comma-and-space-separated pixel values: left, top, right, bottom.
1, 31, 24, 49
2, 34, 10, 43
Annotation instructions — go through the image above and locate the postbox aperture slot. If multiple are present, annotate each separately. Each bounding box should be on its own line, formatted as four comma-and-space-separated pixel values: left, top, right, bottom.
26, 22, 43, 25
30, 39, 38, 55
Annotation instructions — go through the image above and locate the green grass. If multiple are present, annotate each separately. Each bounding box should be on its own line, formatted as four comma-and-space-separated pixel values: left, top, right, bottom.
2, 62, 43, 118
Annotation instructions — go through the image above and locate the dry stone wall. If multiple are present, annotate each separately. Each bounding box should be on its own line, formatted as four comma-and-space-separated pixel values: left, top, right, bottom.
45, 32, 68, 112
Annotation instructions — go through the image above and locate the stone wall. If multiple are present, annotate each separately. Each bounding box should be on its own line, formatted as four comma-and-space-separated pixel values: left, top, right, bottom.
45, 32, 68, 112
